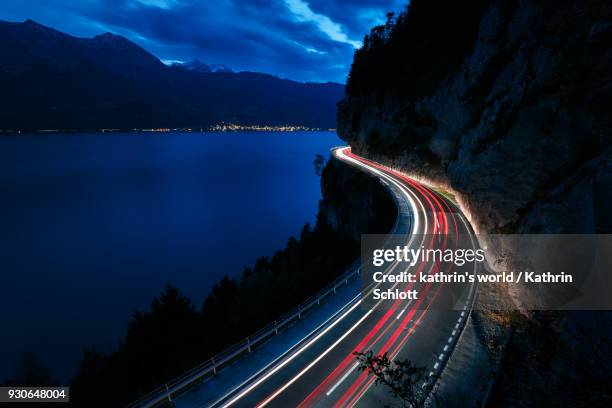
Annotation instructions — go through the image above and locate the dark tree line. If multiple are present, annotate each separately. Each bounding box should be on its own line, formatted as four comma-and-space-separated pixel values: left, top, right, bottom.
346, 0, 490, 100
1, 352, 59, 388
60, 159, 397, 406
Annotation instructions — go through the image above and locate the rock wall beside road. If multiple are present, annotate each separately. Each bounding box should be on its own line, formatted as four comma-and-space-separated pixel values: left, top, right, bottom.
338, 0, 611, 235
337, 1, 612, 405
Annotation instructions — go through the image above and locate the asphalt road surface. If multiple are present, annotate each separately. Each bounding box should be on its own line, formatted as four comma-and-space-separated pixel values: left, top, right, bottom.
205, 147, 479, 408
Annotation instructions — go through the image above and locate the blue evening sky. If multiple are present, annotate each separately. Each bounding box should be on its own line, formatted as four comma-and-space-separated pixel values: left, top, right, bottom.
0, 0, 407, 83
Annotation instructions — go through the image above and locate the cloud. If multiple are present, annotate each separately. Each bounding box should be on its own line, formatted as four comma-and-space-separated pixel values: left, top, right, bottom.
128, 0, 178, 9
0, 0, 406, 82
284, 0, 361, 48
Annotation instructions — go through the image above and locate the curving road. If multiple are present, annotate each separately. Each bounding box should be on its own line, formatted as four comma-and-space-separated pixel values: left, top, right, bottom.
191, 147, 480, 408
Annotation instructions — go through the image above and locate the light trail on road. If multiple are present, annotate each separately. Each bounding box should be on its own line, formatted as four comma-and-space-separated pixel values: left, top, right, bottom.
202, 147, 479, 408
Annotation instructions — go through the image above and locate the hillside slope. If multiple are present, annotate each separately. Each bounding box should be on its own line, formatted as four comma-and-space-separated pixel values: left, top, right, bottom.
0, 20, 344, 130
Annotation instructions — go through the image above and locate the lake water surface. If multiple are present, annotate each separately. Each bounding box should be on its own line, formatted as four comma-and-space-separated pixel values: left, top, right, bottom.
0, 131, 342, 381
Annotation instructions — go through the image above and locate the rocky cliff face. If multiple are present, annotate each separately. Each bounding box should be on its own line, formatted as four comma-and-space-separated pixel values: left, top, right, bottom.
338, 1, 611, 405
338, 0, 611, 235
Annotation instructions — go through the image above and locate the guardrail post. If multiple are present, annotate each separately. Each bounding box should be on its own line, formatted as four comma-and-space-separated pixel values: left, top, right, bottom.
317, 297, 320, 305
247, 338, 252, 353
274, 321, 278, 335
165, 384, 172, 402
298, 306, 301, 319
212, 357, 217, 374
334, 286, 337, 294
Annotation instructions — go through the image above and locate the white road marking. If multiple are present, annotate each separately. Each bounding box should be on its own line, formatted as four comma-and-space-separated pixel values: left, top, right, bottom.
326, 362, 359, 396
395, 300, 414, 320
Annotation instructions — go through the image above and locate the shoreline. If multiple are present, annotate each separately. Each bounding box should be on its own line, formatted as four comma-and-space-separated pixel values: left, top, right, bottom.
0, 126, 337, 135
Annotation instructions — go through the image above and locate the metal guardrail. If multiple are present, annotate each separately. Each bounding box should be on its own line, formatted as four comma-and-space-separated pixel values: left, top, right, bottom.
126, 148, 403, 408
125, 259, 362, 408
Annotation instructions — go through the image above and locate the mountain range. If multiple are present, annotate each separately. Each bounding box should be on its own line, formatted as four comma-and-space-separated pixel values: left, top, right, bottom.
0, 20, 344, 131
172, 60, 233, 74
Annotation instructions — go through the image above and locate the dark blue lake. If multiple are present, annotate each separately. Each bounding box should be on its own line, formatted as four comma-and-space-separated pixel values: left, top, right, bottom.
0, 131, 342, 381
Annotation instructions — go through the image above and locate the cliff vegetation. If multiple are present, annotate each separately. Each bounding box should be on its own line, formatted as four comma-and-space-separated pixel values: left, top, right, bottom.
338, 0, 611, 406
